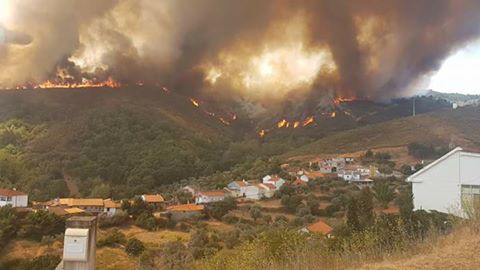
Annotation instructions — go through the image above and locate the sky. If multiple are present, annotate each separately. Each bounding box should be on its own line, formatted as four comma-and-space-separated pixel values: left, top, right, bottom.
428, 40, 480, 95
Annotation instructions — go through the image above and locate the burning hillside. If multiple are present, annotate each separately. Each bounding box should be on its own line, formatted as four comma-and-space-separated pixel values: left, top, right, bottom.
1, 0, 480, 114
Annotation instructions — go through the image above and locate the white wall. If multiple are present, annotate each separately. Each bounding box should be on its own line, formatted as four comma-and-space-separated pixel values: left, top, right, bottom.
14, 195, 28, 207
0, 195, 28, 207
411, 151, 462, 215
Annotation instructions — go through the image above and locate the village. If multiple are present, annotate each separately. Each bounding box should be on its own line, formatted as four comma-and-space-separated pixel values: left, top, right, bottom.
2, 144, 480, 269
2, 153, 409, 237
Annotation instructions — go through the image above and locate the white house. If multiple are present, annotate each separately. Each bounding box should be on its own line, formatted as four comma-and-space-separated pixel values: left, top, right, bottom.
227, 180, 250, 198
407, 147, 480, 217
337, 170, 361, 181
0, 188, 28, 208
103, 199, 124, 217
195, 191, 226, 204
262, 175, 286, 190
258, 183, 276, 198
244, 185, 262, 200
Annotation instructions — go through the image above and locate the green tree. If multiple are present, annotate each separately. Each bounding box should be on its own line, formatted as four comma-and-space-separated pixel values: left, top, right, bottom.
175, 190, 194, 204
135, 212, 157, 231
125, 238, 145, 256
280, 195, 302, 213
397, 188, 414, 222
249, 205, 262, 222
206, 197, 236, 220
357, 187, 375, 229
373, 181, 396, 209
306, 194, 320, 215
400, 164, 413, 175
23, 211, 65, 241
346, 197, 361, 231
0, 206, 18, 249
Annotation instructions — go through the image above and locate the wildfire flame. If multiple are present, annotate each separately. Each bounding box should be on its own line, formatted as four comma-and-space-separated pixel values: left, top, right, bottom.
293, 121, 300, 128
334, 96, 358, 105
259, 129, 266, 138
219, 117, 230, 126
302, 116, 314, 127
330, 112, 336, 118
277, 119, 288, 128
34, 77, 120, 89
190, 98, 200, 107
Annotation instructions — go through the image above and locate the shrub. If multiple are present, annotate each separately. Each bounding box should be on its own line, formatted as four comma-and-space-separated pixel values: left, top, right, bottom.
22, 211, 65, 241
125, 238, 145, 256
161, 241, 193, 270
98, 213, 129, 228
97, 229, 126, 247
135, 212, 157, 231
222, 213, 239, 224
207, 197, 237, 220
281, 195, 303, 213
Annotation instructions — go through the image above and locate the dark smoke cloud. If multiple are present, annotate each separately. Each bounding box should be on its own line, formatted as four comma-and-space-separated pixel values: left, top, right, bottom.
1, 0, 480, 105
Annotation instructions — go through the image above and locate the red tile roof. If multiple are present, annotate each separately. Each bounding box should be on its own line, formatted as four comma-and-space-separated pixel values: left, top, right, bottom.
379, 207, 400, 215
306, 220, 333, 235
103, 199, 121, 208
235, 181, 248, 187
142, 194, 165, 203
261, 183, 276, 190
0, 188, 27, 196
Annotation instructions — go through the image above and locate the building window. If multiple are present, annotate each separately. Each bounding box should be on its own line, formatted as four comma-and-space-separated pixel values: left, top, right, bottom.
461, 185, 480, 209
6, 196, 12, 201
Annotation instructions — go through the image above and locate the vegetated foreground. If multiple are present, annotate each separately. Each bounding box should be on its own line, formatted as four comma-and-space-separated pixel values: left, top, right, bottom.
360, 227, 480, 270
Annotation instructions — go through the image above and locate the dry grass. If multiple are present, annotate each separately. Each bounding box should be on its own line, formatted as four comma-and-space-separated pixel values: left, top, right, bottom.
96, 247, 137, 270
1, 240, 63, 261
101, 225, 191, 248
359, 227, 480, 270
268, 226, 480, 270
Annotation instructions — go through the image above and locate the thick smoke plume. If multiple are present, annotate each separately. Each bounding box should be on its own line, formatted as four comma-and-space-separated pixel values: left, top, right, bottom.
1, 0, 480, 106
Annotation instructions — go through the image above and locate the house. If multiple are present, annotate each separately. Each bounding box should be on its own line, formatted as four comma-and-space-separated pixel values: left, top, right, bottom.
407, 147, 480, 217
182, 186, 196, 196
345, 157, 355, 164
337, 170, 362, 181
103, 199, 124, 217
244, 185, 262, 200
47, 207, 85, 217
195, 191, 226, 204
300, 175, 309, 182
59, 198, 105, 214
0, 188, 28, 208
166, 204, 204, 221
302, 220, 334, 238
262, 175, 286, 190
141, 194, 165, 209
258, 183, 276, 198
318, 158, 346, 173
227, 180, 250, 198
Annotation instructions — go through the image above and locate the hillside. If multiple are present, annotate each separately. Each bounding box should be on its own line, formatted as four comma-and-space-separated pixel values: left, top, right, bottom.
0, 87, 247, 200
284, 106, 480, 158
0, 87, 463, 200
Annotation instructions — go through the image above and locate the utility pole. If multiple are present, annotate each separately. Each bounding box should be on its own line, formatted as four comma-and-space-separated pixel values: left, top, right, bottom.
413, 97, 416, 117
